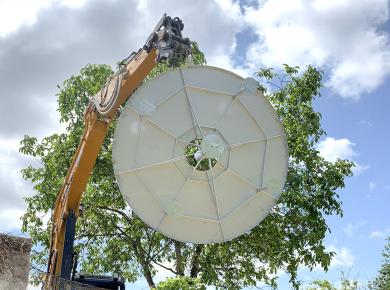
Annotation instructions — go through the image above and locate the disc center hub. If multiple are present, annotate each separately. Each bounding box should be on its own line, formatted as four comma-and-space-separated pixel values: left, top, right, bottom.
200, 134, 225, 160
185, 134, 224, 171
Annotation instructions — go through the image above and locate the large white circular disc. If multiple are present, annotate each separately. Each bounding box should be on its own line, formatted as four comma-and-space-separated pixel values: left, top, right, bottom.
113, 66, 288, 243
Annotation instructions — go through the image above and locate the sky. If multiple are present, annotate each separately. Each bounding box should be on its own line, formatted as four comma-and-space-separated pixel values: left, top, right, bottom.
0, 0, 389, 289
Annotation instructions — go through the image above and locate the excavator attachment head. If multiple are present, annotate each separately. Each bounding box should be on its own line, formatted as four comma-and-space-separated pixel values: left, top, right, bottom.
92, 14, 191, 117
144, 13, 192, 62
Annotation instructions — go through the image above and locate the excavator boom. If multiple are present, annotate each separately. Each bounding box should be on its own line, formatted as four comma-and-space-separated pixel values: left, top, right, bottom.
46, 14, 191, 288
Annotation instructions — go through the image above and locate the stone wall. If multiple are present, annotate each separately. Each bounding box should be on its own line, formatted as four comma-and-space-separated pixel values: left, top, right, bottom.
0, 233, 32, 290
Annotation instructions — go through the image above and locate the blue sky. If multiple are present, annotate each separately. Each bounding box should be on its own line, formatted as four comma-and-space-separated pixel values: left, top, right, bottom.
0, 0, 389, 289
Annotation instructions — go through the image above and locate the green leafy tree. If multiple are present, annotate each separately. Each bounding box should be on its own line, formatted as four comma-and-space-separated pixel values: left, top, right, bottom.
370, 237, 390, 290
306, 278, 360, 290
305, 272, 359, 290
20, 43, 353, 289
306, 279, 337, 290
156, 276, 206, 290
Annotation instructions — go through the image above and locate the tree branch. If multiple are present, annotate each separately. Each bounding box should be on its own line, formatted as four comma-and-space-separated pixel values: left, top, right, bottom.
152, 260, 178, 275
148, 240, 173, 262
92, 205, 133, 225
266, 81, 282, 90
146, 230, 156, 258
131, 234, 156, 288
78, 233, 122, 239
190, 244, 203, 278
174, 241, 184, 276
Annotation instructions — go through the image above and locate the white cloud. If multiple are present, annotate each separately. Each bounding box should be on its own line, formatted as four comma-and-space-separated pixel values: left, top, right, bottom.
359, 119, 373, 127
299, 244, 356, 273
0, 0, 248, 234
0, 0, 51, 37
318, 137, 356, 162
0, 208, 25, 231
369, 228, 390, 239
317, 137, 369, 175
369, 182, 377, 191
243, 0, 390, 99
343, 221, 367, 237
131, 0, 244, 71
2, 0, 388, 101
327, 245, 355, 268
353, 163, 371, 175
0, 0, 90, 37
56, 0, 88, 8
0, 137, 39, 232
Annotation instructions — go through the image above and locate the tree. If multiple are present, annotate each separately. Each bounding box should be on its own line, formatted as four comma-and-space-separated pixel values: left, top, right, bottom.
20, 43, 354, 289
306, 278, 359, 290
306, 279, 337, 290
370, 237, 390, 290
305, 272, 360, 290
156, 276, 206, 290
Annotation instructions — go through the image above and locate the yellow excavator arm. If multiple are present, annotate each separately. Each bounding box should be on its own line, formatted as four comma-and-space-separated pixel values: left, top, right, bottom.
46, 14, 191, 286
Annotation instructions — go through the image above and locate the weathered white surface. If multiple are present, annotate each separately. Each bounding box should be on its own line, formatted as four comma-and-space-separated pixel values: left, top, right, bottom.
113, 66, 288, 244
0, 233, 32, 290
